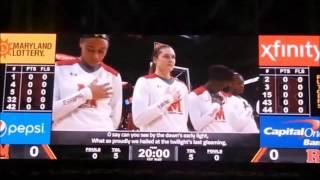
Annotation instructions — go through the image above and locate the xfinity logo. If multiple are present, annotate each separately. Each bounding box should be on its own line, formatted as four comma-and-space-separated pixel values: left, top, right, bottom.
261, 40, 320, 62
264, 127, 320, 138
0, 120, 45, 137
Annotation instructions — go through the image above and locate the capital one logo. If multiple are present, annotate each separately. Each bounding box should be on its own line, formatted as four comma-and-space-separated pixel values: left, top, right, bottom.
263, 119, 320, 138
259, 36, 320, 66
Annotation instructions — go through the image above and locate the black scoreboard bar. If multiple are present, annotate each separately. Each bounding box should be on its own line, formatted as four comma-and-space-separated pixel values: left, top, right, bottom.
5, 144, 319, 163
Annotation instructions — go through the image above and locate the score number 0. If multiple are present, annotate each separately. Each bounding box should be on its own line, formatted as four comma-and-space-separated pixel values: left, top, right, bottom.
269, 149, 279, 161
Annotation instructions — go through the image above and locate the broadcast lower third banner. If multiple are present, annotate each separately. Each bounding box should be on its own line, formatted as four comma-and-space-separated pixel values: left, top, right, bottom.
260, 115, 320, 148
0, 112, 51, 144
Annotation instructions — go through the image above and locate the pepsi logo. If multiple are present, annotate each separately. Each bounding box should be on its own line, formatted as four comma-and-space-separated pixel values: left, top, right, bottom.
0, 120, 7, 137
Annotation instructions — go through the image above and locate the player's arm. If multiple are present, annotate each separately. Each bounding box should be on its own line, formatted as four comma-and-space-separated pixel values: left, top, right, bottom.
110, 73, 123, 130
240, 118, 259, 133
188, 92, 221, 131
239, 107, 259, 133
52, 65, 92, 122
236, 98, 259, 133
132, 78, 176, 128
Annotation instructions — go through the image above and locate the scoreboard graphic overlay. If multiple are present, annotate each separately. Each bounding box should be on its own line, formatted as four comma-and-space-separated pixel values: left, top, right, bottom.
0, 33, 56, 158
0, 34, 319, 163
257, 35, 320, 163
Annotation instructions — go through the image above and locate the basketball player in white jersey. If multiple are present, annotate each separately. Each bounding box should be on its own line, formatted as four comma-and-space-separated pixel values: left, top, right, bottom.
188, 65, 235, 132
189, 65, 259, 133
230, 72, 259, 133
132, 43, 189, 132
52, 34, 122, 131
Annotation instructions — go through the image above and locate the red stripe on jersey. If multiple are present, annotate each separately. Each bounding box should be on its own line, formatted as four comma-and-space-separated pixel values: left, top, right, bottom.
193, 85, 207, 96
56, 59, 80, 66
101, 63, 119, 76
175, 78, 188, 86
143, 74, 186, 89
219, 91, 232, 97
143, 73, 159, 79
56, 54, 80, 61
